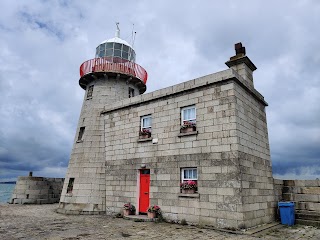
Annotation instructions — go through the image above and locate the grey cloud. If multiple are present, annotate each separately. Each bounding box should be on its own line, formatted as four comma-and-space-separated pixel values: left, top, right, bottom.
0, 0, 319, 181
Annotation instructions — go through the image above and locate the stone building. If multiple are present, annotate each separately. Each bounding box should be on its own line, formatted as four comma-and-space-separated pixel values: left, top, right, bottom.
10, 173, 64, 204
58, 27, 275, 229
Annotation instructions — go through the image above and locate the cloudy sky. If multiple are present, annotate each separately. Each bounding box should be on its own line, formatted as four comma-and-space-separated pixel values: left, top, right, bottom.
0, 0, 319, 181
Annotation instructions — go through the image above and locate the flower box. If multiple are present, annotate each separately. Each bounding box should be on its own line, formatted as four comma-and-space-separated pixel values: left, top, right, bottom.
139, 128, 151, 139
180, 126, 195, 133
180, 121, 196, 133
180, 180, 197, 193
182, 189, 196, 194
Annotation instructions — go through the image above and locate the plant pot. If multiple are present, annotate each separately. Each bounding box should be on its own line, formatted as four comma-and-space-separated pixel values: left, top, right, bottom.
182, 189, 195, 194
147, 211, 156, 218
123, 209, 131, 216
181, 127, 195, 133
140, 134, 150, 139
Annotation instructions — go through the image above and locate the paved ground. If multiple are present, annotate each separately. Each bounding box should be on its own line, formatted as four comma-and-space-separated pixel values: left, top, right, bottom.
0, 204, 319, 239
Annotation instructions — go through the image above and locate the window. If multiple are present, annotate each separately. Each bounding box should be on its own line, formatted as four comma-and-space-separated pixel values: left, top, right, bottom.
181, 168, 198, 193
181, 105, 196, 124
181, 105, 196, 132
87, 85, 94, 98
140, 115, 152, 138
67, 178, 74, 193
181, 168, 198, 181
77, 127, 85, 141
129, 87, 135, 98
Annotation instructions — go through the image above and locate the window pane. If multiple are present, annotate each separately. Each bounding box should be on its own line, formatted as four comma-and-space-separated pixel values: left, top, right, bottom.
106, 49, 113, 56
122, 51, 129, 59
99, 50, 105, 57
114, 43, 122, 50
183, 107, 196, 121
193, 169, 197, 179
114, 50, 121, 57
142, 116, 152, 128
123, 45, 129, 52
106, 42, 113, 49
184, 170, 188, 179
99, 44, 105, 51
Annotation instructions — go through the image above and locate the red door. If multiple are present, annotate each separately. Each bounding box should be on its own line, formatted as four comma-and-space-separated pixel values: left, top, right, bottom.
139, 169, 150, 213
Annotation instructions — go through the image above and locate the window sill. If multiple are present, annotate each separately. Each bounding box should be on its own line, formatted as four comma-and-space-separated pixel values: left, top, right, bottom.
65, 193, 73, 197
178, 131, 198, 137
76, 140, 83, 143
138, 137, 152, 142
178, 193, 200, 198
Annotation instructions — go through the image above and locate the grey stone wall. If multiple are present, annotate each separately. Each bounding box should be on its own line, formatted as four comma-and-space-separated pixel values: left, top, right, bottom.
233, 82, 275, 227
280, 180, 320, 212
10, 176, 64, 204
58, 75, 140, 214
102, 69, 274, 229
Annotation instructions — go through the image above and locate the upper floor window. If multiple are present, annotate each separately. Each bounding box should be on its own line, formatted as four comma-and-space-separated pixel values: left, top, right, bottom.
140, 115, 152, 139
181, 105, 196, 132
129, 87, 135, 98
87, 85, 93, 99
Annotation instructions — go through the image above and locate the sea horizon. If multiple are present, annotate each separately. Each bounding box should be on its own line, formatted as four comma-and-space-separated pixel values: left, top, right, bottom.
0, 183, 16, 203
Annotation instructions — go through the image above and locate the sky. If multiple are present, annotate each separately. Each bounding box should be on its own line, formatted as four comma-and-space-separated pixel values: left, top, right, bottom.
0, 0, 319, 181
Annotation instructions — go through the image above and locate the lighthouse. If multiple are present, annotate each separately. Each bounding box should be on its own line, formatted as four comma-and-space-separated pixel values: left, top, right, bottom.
57, 24, 147, 214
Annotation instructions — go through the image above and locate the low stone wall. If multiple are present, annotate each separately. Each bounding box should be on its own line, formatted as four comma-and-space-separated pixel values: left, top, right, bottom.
274, 179, 320, 212
10, 176, 64, 204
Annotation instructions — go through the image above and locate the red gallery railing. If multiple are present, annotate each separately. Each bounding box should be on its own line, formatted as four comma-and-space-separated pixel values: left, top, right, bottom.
79, 57, 148, 84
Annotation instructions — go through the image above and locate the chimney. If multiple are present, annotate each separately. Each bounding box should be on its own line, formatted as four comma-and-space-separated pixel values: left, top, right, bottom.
225, 42, 257, 88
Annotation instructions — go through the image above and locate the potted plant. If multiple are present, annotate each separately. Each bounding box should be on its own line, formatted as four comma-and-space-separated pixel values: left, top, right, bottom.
180, 121, 196, 133
180, 180, 197, 194
123, 203, 136, 216
139, 128, 151, 139
147, 205, 161, 218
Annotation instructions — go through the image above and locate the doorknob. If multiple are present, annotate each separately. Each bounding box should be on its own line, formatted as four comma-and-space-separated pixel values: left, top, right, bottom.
144, 192, 149, 194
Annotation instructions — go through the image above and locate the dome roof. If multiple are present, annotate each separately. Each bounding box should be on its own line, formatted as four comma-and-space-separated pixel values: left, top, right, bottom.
99, 37, 134, 50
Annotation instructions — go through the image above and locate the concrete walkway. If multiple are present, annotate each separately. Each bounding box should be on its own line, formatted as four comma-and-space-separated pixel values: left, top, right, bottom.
0, 204, 320, 239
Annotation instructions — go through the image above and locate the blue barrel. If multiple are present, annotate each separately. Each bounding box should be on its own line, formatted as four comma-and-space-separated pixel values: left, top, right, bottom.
278, 202, 295, 226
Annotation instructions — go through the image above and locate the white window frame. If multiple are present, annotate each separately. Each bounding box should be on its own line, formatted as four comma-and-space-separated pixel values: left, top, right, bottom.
181, 168, 198, 182
181, 105, 196, 125
141, 115, 152, 131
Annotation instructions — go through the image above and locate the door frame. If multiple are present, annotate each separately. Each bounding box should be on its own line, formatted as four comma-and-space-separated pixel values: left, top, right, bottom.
137, 168, 150, 214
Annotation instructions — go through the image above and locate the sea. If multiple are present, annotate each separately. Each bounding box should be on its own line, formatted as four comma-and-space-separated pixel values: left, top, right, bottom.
0, 183, 16, 203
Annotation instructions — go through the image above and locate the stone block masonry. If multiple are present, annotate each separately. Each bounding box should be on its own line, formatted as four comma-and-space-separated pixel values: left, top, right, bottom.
102, 66, 274, 229
59, 41, 276, 230
10, 176, 64, 204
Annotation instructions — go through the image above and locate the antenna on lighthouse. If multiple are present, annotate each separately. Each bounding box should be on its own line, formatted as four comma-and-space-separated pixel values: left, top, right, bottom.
115, 22, 120, 38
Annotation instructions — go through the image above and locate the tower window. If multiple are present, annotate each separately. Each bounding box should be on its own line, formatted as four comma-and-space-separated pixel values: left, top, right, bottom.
67, 178, 74, 193
129, 87, 135, 98
77, 127, 85, 141
87, 85, 94, 99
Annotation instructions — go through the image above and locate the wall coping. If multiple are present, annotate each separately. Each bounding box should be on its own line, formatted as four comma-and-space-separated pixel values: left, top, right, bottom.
101, 68, 268, 115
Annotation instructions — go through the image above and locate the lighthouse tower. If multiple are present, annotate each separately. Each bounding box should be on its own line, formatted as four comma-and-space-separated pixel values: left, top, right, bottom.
57, 24, 148, 214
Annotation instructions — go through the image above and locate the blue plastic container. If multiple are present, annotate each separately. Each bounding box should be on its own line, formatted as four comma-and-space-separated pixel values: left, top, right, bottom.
278, 202, 295, 226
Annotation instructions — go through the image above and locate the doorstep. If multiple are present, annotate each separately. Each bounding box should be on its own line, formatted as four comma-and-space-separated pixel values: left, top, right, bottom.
123, 214, 159, 222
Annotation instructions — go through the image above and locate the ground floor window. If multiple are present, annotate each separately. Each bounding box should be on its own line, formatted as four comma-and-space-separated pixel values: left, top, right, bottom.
180, 168, 198, 193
